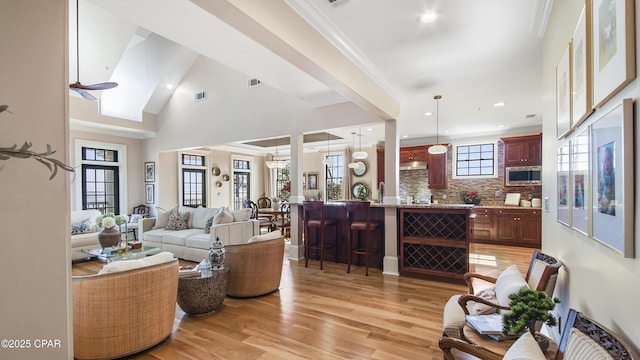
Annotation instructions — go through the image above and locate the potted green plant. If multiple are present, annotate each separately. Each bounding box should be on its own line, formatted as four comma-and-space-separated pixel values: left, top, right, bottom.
502, 288, 561, 351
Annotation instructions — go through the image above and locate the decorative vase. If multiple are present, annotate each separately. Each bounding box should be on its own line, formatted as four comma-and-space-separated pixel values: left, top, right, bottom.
272, 200, 280, 210
98, 227, 121, 248
209, 236, 226, 270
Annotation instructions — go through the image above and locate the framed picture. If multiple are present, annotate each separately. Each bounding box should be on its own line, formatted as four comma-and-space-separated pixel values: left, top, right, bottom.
570, 127, 590, 235
592, 0, 635, 108
590, 98, 634, 257
557, 141, 571, 226
302, 173, 306, 190
145, 183, 155, 204
571, 4, 593, 128
308, 172, 318, 190
556, 43, 572, 139
145, 162, 155, 182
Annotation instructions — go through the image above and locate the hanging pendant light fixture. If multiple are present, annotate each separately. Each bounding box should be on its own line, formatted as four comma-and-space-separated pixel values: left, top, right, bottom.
428, 95, 448, 155
348, 132, 360, 168
322, 132, 334, 166
265, 137, 287, 169
352, 128, 368, 159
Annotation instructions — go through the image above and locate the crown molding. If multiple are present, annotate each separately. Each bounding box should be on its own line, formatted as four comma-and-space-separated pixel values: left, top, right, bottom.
530, 0, 554, 38
284, 0, 405, 104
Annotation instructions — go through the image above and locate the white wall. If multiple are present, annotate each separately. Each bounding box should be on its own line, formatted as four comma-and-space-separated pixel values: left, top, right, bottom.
543, 0, 640, 348
0, 1, 72, 358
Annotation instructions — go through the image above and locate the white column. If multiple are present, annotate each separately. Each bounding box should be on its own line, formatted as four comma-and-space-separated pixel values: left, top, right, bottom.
288, 132, 305, 261
383, 119, 400, 276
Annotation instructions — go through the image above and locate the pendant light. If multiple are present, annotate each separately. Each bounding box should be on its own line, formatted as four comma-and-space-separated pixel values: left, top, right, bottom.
322, 132, 334, 166
265, 137, 287, 169
428, 95, 448, 155
348, 132, 360, 168
352, 128, 368, 159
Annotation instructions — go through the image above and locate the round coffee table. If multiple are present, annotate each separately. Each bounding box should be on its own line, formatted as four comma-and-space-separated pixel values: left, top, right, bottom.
177, 267, 230, 316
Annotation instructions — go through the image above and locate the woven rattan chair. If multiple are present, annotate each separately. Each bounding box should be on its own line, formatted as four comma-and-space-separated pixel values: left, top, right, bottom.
72, 259, 178, 360
225, 232, 285, 297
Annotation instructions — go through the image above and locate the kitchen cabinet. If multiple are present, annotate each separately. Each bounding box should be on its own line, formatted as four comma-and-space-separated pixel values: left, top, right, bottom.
427, 146, 447, 189
471, 208, 495, 241
376, 149, 385, 186
502, 134, 542, 167
494, 208, 541, 247
399, 145, 428, 163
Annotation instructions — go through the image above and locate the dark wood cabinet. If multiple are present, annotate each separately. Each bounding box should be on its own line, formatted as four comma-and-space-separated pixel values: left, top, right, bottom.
494, 208, 541, 247
427, 147, 447, 189
472, 207, 540, 247
399, 145, 428, 163
471, 208, 495, 241
502, 134, 542, 167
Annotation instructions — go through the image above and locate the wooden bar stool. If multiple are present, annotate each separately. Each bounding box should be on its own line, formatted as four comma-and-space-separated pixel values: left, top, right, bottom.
346, 201, 380, 276
303, 201, 337, 270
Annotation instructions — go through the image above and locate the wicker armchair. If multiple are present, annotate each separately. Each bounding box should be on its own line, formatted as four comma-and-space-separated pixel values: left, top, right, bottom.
225, 232, 285, 297
72, 258, 178, 359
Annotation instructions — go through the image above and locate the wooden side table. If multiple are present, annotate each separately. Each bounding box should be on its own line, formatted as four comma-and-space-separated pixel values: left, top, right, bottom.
463, 325, 557, 359
177, 267, 230, 316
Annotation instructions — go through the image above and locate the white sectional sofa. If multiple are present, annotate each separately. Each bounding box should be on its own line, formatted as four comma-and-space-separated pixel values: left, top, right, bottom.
70, 209, 102, 260
139, 206, 259, 262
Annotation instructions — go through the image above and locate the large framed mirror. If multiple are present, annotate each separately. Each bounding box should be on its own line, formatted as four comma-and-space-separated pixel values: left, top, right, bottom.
351, 161, 367, 177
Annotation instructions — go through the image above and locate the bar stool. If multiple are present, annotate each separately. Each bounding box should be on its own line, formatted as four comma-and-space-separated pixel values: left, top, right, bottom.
303, 201, 337, 270
346, 201, 380, 276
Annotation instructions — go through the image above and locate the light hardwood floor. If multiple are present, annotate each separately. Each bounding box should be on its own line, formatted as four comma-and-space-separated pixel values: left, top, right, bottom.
71, 243, 536, 359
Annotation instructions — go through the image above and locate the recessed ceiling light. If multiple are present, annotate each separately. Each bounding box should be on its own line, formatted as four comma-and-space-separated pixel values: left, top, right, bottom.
443, 130, 449, 133
424, 111, 433, 116
402, 135, 409, 138
497, 124, 505, 128
493, 102, 505, 107
166, 84, 174, 90
419, 12, 438, 23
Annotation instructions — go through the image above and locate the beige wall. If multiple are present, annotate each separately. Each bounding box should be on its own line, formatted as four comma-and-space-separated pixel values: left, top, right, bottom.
543, 0, 640, 347
69, 130, 146, 211
0, 1, 72, 358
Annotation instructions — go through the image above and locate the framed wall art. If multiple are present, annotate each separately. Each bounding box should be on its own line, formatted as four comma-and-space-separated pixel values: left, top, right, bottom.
308, 172, 318, 190
570, 127, 590, 235
571, 4, 593, 128
590, 98, 634, 257
145, 183, 155, 204
556, 43, 572, 139
145, 162, 155, 182
557, 141, 571, 227
591, 0, 635, 108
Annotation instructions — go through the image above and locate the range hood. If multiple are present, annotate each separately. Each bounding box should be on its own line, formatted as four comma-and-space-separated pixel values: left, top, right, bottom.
399, 161, 427, 170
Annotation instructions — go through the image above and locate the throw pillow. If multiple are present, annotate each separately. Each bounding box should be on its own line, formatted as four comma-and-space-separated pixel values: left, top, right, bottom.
71, 218, 94, 235
165, 210, 190, 230
191, 206, 212, 229
232, 208, 252, 222
152, 206, 175, 230
204, 215, 215, 234
213, 207, 234, 225
469, 288, 498, 315
503, 332, 546, 360
128, 214, 142, 224
495, 264, 529, 311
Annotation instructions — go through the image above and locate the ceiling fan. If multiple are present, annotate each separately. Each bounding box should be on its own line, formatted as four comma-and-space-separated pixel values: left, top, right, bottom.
69, 0, 117, 101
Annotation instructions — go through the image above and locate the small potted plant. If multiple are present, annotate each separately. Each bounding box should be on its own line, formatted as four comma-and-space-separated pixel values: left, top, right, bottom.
502, 288, 561, 351
462, 191, 481, 205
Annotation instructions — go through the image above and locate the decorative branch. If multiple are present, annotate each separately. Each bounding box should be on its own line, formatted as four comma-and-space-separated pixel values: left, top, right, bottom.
1, 104, 75, 180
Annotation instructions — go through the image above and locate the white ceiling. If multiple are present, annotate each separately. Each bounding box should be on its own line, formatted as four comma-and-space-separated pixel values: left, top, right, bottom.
75, 0, 550, 153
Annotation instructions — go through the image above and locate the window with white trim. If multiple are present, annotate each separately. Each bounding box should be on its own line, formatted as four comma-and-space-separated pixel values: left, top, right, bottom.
452, 142, 498, 179
180, 152, 207, 208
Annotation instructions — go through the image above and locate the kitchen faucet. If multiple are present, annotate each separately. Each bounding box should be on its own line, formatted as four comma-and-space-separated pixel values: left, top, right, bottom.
378, 181, 385, 204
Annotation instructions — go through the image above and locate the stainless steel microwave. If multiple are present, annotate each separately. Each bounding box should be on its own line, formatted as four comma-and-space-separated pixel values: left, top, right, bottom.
505, 166, 542, 186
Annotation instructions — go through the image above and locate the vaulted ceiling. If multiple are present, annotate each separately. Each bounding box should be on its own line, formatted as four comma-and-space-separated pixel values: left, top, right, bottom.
72, 0, 550, 150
